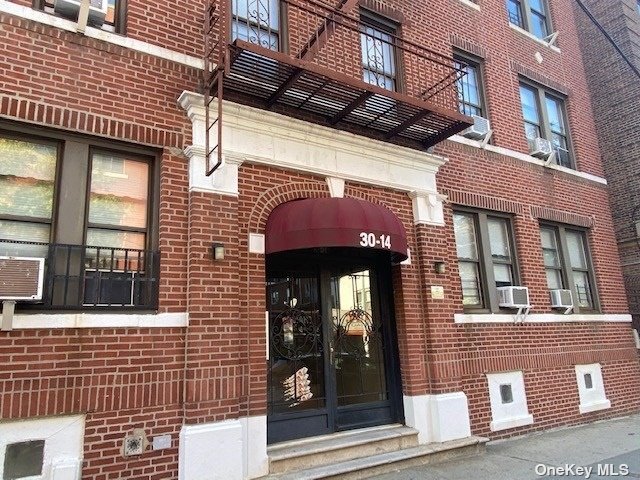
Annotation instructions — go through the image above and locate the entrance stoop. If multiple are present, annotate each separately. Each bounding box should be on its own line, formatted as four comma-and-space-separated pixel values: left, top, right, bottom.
262, 425, 488, 480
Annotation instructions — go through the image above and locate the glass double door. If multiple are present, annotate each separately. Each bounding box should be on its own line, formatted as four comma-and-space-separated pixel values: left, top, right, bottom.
266, 252, 401, 444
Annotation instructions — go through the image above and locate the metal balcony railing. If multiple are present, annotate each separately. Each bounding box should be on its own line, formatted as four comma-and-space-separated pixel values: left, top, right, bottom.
0, 239, 159, 310
202, 0, 473, 175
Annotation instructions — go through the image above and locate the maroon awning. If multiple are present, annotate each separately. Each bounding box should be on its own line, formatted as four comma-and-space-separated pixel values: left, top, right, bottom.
265, 198, 408, 261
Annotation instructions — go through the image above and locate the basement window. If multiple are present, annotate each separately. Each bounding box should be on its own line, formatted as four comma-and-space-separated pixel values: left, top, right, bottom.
3, 440, 45, 480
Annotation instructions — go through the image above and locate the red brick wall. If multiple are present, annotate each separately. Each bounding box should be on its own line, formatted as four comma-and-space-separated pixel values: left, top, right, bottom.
574, 0, 640, 330
0, 0, 638, 478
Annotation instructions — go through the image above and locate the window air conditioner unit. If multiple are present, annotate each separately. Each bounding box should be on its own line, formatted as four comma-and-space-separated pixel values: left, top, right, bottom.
461, 115, 491, 140
497, 286, 530, 308
528, 137, 553, 158
550, 289, 573, 310
0, 257, 45, 301
54, 0, 109, 27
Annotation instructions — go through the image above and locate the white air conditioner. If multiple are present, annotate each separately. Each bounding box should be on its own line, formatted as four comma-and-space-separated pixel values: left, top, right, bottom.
550, 289, 573, 309
497, 286, 530, 309
0, 257, 45, 301
461, 115, 491, 140
54, 0, 109, 27
528, 137, 553, 158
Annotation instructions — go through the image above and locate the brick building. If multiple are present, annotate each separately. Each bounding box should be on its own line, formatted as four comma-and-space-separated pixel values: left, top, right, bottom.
574, 0, 640, 334
0, 0, 638, 479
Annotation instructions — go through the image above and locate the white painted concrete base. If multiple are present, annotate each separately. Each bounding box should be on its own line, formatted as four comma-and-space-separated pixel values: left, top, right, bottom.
178, 416, 268, 480
0, 414, 85, 480
403, 392, 472, 444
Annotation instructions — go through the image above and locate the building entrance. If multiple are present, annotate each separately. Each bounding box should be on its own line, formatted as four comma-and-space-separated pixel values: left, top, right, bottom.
266, 250, 403, 444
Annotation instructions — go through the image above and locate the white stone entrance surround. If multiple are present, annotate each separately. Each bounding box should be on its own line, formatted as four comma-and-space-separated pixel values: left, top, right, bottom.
178, 92, 471, 478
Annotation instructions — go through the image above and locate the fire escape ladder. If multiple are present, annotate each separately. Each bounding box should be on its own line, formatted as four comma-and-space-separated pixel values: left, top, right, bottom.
203, 1, 228, 177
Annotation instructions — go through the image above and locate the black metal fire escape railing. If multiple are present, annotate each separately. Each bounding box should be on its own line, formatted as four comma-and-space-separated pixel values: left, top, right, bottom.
203, 0, 473, 176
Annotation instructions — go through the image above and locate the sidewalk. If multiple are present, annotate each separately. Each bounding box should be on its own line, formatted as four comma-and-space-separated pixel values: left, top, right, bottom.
369, 414, 640, 480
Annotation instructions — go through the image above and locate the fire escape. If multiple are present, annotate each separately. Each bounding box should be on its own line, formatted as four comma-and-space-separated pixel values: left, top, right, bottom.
203, 0, 473, 175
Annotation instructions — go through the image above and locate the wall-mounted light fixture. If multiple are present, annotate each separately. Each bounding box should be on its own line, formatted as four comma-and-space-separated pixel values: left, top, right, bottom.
212, 243, 225, 260
434, 261, 446, 275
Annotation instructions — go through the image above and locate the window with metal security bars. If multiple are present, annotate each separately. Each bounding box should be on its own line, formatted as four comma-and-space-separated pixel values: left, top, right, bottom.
453, 210, 519, 312
519, 82, 573, 168
454, 54, 486, 117
39, 0, 124, 33
539, 225, 598, 313
0, 125, 159, 310
506, 0, 550, 39
231, 0, 280, 51
360, 10, 398, 92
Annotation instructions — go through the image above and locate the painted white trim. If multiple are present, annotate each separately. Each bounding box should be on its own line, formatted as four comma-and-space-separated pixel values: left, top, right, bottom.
403, 393, 472, 444
490, 414, 534, 431
575, 364, 610, 414
487, 371, 533, 432
454, 313, 631, 324
179, 92, 448, 198
449, 134, 608, 185
179, 421, 244, 480
0, 414, 84, 480
508, 22, 562, 53
240, 416, 269, 479
12, 311, 188, 329
458, 0, 481, 11
0, 1, 204, 70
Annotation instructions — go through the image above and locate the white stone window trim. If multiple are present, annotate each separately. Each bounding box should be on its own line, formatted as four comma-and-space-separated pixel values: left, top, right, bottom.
458, 0, 481, 11
449, 134, 607, 185
9, 311, 188, 329
575, 363, 611, 414
486, 371, 534, 432
454, 313, 631, 324
0, 1, 204, 70
509, 22, 562, 53
0, 414, 85, 480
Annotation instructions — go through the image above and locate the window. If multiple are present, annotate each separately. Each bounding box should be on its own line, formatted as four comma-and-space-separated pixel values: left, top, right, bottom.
454, 54, 485, 117
38, 0, 125, 33
519, 83, 572, 168
360, 10, 398, 91
540, 225, 597, 312
500, 384, 513, 404
0, 125, 158, 309
231, 0, 280, 51
506, 0, 550, 38
3, 440, 45, 479
453, 211, 518, 312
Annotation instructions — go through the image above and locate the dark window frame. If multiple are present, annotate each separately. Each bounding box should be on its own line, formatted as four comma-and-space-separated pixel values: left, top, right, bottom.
453, 208, 521, 313
0, 120, 160, 310
453, 51, 488, 119
506, 0, 552, 39
519, 80, 574, 169
359, 8, 401, 93
35, 0, 127, 34
539, 223, 599, 314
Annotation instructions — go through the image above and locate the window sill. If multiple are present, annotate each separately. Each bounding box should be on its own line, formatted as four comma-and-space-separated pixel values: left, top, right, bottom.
10, 311, 188, 329
457, 0, 480, 11
454, 313, 632, 324
0, 2, 203, 69
508, 23, 561, 53
490, 414, 533, 432
448, 134, 608, 185
578, 399, 611, 414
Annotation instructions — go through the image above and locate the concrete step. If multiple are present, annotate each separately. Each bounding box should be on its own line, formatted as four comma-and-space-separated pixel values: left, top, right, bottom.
264, 435, 488, 480
268, 424, 419, 474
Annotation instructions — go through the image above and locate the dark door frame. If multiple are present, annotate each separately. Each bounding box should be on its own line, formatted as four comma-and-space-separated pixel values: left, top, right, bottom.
266, 248, 404, 444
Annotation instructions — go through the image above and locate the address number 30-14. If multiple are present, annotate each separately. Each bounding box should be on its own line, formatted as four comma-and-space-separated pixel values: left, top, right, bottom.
359, 232, 392, 249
